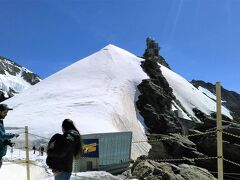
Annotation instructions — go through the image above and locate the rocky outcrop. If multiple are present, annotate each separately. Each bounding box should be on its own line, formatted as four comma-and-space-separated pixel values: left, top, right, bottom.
136, 57, 182, 134
148, 133, 206, 162
129, 157, 216, 180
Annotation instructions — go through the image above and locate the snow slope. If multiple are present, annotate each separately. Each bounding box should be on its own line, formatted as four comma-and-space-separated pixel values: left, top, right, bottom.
160, 65, 232, 121
4, 45, 151, 159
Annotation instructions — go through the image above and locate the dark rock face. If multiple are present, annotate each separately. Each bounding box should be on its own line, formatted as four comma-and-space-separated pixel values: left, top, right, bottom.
189, 108, 240, 175
0, 56, 41, 102
130, 157, 216, 180
191, 80, 240, 122
136, 57, 182, 134
148, 133, 205, 161
21, 70, 41, 85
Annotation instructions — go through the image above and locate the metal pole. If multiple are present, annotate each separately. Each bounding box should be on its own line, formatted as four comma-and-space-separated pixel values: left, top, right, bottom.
25, 126, 30, 180
216, 82, 223, 180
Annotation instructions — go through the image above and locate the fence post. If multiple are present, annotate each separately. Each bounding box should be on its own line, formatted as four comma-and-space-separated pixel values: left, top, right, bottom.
25, 126, 30, 180
216, 82, 223, 180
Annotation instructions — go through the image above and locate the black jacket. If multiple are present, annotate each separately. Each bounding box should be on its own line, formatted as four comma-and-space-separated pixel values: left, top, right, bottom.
46, 130, 80, 172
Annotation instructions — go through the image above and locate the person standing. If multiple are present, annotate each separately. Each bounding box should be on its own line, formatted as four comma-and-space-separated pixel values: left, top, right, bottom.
32, 145, 36, 154
46, 119, 82, 180
41, 146, 44, 156
39, 146, 41, 155
0, 104, 19, 168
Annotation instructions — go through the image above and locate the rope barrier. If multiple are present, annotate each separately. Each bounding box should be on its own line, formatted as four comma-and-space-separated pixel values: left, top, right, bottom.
4, 126, 240, 180
2, 161, 26, 165
223, 131, 240, 139
148, 156, 217, 162
132, 130, 216, 143
28, 133, 49, 140
223, 158, 240, 168
210, 171, 240, 176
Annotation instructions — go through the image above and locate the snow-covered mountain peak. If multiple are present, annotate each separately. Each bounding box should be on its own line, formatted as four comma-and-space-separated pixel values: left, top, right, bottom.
4, 45, 150, 159
102, 44, 136, 58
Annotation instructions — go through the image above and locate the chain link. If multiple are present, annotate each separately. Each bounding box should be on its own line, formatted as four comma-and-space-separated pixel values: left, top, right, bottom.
28, 133, 49, 140
148, 156, 217, 162
224, 158, 240, 167
133, 130, 216, 143
223, 131, 240, 139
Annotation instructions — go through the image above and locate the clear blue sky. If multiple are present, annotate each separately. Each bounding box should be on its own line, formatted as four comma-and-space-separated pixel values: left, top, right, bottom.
0, 0, 239, 92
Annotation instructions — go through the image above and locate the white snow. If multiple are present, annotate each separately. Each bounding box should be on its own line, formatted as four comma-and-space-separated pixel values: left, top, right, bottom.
198, 86, 216, 100
198, 86, 226, 103
160, 65, 232, 120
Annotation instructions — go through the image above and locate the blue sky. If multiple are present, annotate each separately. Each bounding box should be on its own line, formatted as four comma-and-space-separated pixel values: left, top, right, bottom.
0, 0, 239, 92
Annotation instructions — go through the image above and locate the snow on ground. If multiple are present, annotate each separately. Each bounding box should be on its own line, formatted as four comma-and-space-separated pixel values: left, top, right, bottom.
0, 163, 47, 180
4, 45, 151, 159
160, 65, 232, 121
0, 148, 124, 180
0, 148, 49, 180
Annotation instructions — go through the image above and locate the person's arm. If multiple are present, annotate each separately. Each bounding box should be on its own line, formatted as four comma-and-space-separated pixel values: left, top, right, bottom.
0, 129, 15, 141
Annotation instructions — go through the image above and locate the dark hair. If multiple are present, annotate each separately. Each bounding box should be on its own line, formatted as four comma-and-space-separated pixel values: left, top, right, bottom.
62, 119, 82, 157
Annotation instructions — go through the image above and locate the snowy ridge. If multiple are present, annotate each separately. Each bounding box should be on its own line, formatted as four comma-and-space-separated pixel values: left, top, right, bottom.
160, 65, 232, 120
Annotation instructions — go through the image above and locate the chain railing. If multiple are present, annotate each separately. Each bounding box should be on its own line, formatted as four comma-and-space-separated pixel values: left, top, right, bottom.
2, 126, 240, 180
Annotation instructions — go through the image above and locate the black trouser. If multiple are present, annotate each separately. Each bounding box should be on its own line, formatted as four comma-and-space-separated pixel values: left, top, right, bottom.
0, 157, 2, 168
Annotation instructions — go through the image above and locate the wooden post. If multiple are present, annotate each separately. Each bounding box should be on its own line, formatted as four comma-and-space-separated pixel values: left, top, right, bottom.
25, 126, 30, 180
216, 82, 223, 180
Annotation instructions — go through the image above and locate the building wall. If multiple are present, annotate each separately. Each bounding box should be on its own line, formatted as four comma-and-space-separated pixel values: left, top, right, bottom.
74, 131, 132, 173
73, 157, 98, 172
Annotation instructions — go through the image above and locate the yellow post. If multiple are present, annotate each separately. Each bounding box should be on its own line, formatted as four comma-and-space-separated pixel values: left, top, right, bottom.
216, 82, 223, 180
25, 126, 30, 180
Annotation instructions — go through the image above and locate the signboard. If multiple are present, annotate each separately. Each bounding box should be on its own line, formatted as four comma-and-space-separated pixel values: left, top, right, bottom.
82, 139, 99, 157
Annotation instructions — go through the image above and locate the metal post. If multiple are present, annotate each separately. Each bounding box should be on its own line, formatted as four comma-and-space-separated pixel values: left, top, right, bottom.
25, 126, 30, 180
216, 82, 223, 180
